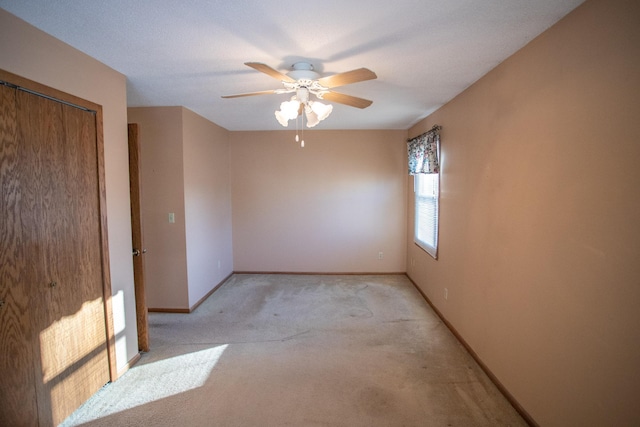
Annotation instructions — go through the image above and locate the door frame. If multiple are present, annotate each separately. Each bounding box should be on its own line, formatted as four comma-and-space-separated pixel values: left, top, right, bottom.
0, 68, 118, 381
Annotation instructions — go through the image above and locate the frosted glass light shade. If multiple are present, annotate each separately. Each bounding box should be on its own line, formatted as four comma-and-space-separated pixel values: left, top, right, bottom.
310, 101, 332, 121
275, 110, 289, 127
281, 100, 300, 120
274, 98, 332, 128
305, 107, 320, 128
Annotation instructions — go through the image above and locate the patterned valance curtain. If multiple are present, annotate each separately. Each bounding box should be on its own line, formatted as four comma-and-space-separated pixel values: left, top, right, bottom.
407, 125, 441, 175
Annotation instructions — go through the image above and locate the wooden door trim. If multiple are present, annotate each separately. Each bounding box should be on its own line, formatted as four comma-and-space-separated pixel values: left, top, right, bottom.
0, 68, 118, 381
95, 100, 118, 381
0, 69, 101, 113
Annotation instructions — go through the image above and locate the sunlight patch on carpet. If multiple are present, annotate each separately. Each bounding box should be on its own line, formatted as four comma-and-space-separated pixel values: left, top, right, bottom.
61, 345, 228, 425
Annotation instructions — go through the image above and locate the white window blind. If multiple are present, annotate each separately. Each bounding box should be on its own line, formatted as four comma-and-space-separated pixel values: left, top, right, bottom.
415, 173, 439, 258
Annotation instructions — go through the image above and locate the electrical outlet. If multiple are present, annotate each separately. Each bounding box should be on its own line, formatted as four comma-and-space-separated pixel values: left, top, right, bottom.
444, 288, 448, 300
378, 251, 384, 260
168, 212, 175, 223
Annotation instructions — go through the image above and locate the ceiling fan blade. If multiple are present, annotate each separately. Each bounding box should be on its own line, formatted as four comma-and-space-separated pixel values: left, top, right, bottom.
245, 62, 297, 83
221, 90, 279, 98
317, 68, 377, 88
322, 91, 373, 109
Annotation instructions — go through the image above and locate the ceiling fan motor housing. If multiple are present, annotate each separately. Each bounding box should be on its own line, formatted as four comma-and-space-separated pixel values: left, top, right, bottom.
287, 62, 320, 81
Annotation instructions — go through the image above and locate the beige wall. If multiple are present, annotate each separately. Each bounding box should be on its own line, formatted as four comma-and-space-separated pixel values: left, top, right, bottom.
182, 108, 233, 307
406, 0, 640, 425
0, 9, 138, 371
128, 107, 189, 309
230, 130, 407, 273
127, 106, 233, 310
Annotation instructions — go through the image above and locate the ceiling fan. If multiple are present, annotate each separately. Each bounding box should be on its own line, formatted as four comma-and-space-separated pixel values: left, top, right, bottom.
222, 62, 377, 128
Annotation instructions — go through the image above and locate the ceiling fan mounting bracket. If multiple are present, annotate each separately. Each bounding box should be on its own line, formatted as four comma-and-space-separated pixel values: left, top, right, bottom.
291, 61, 314, 70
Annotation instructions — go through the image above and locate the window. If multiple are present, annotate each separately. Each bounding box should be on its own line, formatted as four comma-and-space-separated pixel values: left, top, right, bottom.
414, 173, 439, 258
408, 124, 441, 259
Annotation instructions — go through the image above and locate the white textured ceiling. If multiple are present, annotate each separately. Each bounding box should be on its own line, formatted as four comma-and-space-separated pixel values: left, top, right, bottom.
0, 0, 584, 131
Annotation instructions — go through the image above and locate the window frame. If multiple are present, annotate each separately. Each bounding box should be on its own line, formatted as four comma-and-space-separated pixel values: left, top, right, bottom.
414, 172, 440, 259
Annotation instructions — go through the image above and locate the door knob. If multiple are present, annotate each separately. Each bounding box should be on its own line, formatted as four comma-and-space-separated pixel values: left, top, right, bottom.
133, 248, 147, 256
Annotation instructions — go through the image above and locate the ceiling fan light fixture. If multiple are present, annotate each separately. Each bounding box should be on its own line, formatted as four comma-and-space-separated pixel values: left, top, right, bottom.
275, 97, 333, 128
304, 106, 320, 128
280, 99, 301, 120
275, 109, 290, 127
310, 100, 333, 121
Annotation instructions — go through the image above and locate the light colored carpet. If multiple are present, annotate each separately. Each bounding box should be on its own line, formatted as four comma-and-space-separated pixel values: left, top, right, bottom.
61, 274, 527, 426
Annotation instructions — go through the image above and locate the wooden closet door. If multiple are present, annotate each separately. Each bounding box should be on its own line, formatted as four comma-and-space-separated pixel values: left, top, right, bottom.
17, 89, 110, 425
0, 83, 110, 426
0, 80, 40, 426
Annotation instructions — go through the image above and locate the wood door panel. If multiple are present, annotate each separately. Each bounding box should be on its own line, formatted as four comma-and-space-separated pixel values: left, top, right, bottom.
128, 123, 149, 352
19, 91, 110, 425
2, 87, 111, 426
0, 81, 39, 427
17, 89, 65, 426
46, 101, 109, 425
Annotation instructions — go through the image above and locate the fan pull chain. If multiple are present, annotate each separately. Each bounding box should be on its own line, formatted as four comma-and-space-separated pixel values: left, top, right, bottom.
295, 113, 299, 145
294, 111, 304, 147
